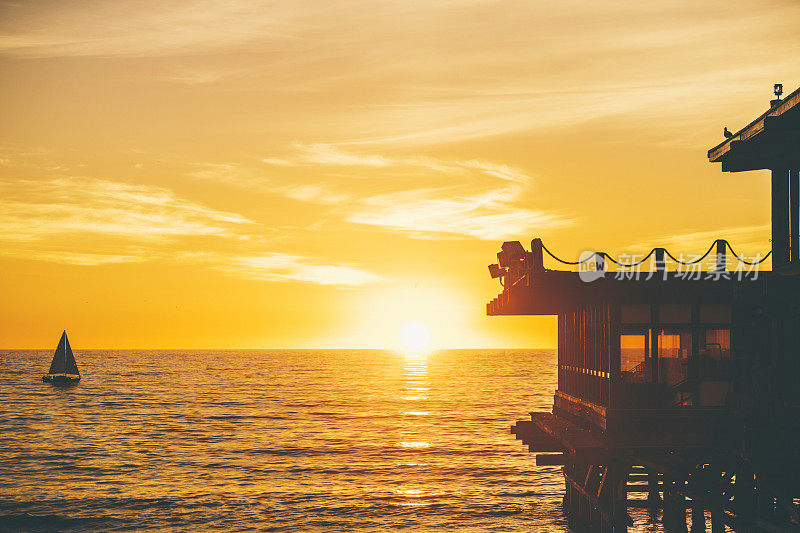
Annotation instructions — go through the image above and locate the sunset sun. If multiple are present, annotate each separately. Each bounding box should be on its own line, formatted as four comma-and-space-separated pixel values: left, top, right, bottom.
398, 322, 432, 354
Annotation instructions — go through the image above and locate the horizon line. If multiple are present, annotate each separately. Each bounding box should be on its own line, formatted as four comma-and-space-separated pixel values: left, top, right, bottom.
2, 345, 558, 351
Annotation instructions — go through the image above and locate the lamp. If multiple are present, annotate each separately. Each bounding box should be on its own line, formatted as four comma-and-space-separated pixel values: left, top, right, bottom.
488, 264, 504, 279
771, 83, 783, 107
497, 241, 525, 267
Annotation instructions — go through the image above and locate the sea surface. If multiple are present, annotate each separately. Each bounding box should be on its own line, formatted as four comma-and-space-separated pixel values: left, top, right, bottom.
0, 350, 666, 532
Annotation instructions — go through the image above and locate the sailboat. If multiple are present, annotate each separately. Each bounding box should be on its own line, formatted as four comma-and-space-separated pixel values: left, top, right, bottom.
42, 331, 81, 384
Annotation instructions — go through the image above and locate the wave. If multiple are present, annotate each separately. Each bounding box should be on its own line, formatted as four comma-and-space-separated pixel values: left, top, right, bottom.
0, 513, 118, 532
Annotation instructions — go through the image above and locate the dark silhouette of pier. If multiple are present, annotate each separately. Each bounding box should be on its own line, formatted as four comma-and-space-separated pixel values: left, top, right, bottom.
489, 85, 800, 531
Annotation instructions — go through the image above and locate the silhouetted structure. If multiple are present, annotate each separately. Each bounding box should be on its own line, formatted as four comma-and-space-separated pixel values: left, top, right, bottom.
489, 85, 800, 531
42, 330, 81, 384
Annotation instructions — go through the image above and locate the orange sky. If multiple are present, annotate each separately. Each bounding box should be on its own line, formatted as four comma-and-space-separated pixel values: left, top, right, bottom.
1, 1, 799, 349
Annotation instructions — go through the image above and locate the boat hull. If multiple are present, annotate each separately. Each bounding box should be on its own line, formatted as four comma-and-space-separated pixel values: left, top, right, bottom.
42, 374, 81, 385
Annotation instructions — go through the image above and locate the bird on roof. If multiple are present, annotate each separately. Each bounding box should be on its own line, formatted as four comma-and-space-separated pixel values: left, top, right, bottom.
723, 127, 733, 139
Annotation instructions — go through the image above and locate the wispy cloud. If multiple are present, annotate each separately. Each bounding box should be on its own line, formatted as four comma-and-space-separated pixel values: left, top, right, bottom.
187, 163, 267, 189
278, 184, 350, 205
258, 144, 392, 169
0, 172, 383, 284
296, 143, 391, 167
256, 145, 567, 240
0, 177, 251, 242
2, 1, 799, 149
20, 251, 149, 266
187, 251, 383, 286
348, 186, 566, 240
192, 145, 560, 240
262, 144, 538, 181
455, 159, 532, 184
0, 175, 262, 270
0, 2, 298, 58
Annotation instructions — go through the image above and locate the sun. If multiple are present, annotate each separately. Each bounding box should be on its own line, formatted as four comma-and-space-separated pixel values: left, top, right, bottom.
399, 322, 432, 354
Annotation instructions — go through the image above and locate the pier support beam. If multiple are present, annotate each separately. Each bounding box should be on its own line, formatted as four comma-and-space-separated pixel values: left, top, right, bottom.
771, 168, 790, 270
791, 169, 799, 263
663, 479, 688, 532
734, 463, 757, 525
709, 509, 725, 533
690, 502, 705, 532
647, 470, 662, 507
606, 463, 631, 533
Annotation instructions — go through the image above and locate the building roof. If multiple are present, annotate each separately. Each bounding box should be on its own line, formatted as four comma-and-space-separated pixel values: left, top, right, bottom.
708, 85, 800, 172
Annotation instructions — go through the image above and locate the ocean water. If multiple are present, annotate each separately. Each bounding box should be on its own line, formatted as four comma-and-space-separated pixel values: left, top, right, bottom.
0, 349, 666, 532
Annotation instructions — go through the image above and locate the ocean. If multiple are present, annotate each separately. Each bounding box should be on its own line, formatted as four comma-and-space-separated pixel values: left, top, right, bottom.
0, 349, 664, 532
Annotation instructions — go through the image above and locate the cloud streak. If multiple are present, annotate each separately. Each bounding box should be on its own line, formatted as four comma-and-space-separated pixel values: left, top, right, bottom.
18, 251, 150, 266
348, 186, 566, 240
0, 174, 383, 285
187, 251, 383, 286
2, 1, 798, 149
0, 1, 298, 58
0, 177, 251, 242
255, 145, 568, 240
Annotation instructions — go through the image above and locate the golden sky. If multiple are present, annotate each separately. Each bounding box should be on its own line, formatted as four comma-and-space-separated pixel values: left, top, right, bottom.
1, 0, 799, 348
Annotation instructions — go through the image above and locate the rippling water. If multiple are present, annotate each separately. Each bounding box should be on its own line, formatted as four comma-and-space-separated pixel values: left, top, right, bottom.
0, 349, 665, 531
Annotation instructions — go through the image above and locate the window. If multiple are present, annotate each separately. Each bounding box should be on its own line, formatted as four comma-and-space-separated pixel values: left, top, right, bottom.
658, 328, 691, 386
700, 305, 731, 324
659, 304, 691, 324
620, 327, 649, 373
658, 329, 691, 358
700, 328, 731, 380
621, 304, 650, 324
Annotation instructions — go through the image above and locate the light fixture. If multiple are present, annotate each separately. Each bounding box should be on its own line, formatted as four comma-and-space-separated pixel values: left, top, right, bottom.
488, 264, 504, 279
497, 241, 525, 267
771, 83, 784, 107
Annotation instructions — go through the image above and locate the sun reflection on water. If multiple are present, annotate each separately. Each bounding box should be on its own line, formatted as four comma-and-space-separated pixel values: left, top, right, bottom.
395, 440, 430, 448
401, 358, 429, 401
393, 357, 442, 503
393, 489, 445, 498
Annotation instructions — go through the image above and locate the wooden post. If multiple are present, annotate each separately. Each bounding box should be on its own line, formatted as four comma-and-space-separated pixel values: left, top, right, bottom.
608, 463, 629, 533
609, 303, 621, 409
663, 480, 677, 530
596, 252, 606, 275
714, 240, 726, 272
531, 238, 545, 273
690, 502, 706, 532
690, 303, 700, 406
791, 169, 799, 263
651, 304, 659, 387
564, 481, 571, 508
655, 248, 666, 278
734, 463, 756, 523
647, 470, 662, 506
669, 480, 689, 533
710, 509, 725, 533
771, 168, 789, 270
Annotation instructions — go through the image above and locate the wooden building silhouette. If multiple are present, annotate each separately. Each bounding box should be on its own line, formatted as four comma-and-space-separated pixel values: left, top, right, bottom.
489, 85, 800, 532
